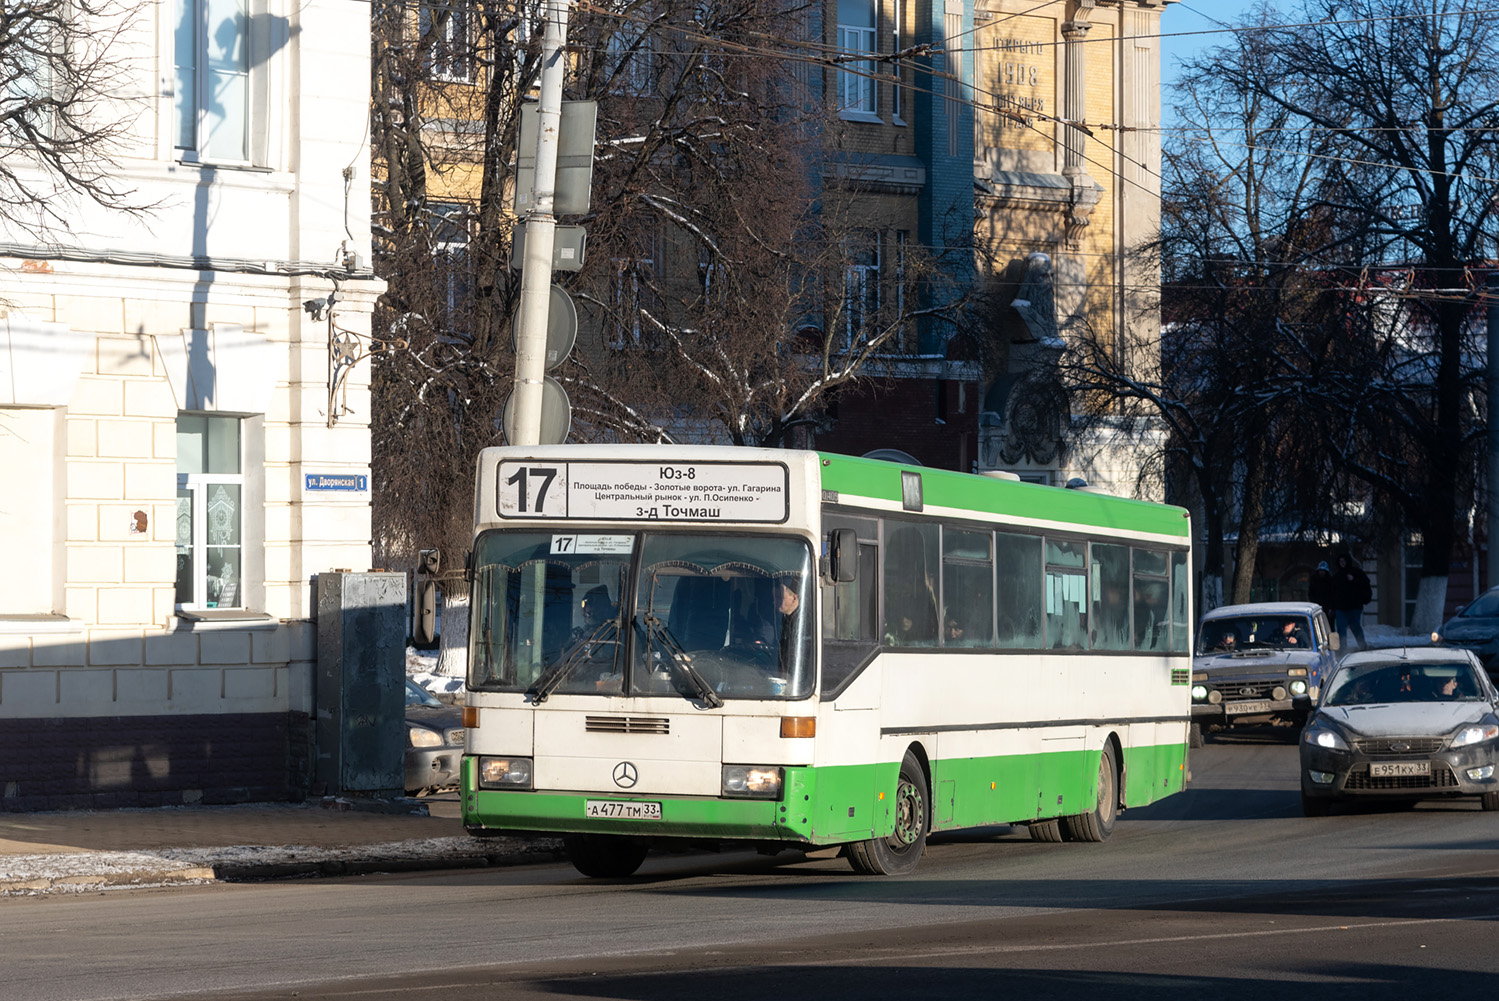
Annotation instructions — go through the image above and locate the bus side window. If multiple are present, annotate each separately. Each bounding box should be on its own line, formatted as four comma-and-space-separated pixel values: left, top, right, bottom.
884, 522, 938, 646
1045, 539, 1087, 650
942, 528, 993, 647
995, 532, 1042, 648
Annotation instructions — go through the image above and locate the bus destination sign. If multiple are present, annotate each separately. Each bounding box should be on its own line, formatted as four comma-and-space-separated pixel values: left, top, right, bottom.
497, 460, 789, 522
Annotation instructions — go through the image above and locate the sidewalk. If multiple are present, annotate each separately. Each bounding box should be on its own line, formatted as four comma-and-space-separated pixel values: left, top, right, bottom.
0, 795, 562, 895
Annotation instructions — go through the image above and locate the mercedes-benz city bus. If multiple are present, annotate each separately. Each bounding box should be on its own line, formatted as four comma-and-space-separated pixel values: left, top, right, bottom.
459, 445, 1193, 876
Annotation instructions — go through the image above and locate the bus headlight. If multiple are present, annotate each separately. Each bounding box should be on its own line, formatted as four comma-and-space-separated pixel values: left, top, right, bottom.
722, 765, 783, 799
478, 756, 533, 789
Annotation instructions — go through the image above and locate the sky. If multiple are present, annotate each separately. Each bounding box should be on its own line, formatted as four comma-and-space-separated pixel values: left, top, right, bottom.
1159, 1, 1282, 90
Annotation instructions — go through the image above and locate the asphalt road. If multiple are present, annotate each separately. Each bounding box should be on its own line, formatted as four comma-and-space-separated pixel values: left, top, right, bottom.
7, 730, 1498, 1001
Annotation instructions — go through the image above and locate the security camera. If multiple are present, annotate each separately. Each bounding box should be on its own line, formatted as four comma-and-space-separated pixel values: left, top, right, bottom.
303, 297, 328, 320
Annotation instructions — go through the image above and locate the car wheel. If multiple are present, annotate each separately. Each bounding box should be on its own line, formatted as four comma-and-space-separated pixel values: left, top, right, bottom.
563, 834, 649, 877
1063, 744, 1119, 843
1188, 723, 1203, 748
1301, 792, 1332, 818
847, 751, 929, 875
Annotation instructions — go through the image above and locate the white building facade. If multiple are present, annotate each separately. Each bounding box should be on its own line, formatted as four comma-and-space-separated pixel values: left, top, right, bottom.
0, 0, 382, 807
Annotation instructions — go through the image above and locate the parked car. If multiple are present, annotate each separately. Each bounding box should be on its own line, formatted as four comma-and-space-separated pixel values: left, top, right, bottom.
1190, 602, 1338, 745
1437, 586, 1499, 680
405, 679, 464, 796
1299, 647, 1499, 816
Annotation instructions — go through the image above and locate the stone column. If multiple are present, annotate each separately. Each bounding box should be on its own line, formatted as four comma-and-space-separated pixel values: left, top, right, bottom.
1060, 0, 1099, 238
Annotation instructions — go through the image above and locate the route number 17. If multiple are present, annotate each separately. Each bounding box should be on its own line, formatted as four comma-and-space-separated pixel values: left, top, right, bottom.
499, 463, 564, 517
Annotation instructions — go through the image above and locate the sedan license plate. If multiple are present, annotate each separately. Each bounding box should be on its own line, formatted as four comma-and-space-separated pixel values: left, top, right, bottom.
585, 799, 662, 820
1369, 760, 1430, 778
1225, 700, 1272, 716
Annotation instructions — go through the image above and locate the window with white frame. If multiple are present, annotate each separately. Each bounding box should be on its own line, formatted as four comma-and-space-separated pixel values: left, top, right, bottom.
430, 203, 471, 332
891, 0, 905, 122
419, 1, 473, 83
174, 0, 251, 161
843, 232, 881, 349
608, 232, 659, 347
176, 414, 243, 610
836, 0, 876, 116
0, 408, 60, 616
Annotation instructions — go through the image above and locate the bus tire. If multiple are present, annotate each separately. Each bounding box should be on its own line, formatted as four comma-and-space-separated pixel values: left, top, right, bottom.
563, 834, 649, 877
847, 751, 929, 875
1028, 818, 1066, 842
1063, 743, 1118, 843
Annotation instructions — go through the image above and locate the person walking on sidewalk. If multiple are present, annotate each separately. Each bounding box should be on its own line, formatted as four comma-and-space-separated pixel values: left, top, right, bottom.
1308, 560, 1334, 619
1330, 553, 1372, 651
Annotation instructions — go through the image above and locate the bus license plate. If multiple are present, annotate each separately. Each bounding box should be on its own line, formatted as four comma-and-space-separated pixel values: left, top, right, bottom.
585, 800, 662, 820
1369, 761, 1430, 778
1225, 700, 1271, 716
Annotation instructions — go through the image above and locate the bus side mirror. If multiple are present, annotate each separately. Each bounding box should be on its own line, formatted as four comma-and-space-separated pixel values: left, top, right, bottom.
415, 579, 438, 646
828, 528, 858, 583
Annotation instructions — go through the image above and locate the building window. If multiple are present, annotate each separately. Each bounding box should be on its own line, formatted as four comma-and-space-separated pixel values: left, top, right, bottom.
419, 2, 473, 83
836, 0, 876, 116
945, 11, 961, 155
0, 408, 60, 616
430, 203, 471, 333
843, 232, 880, 349
607, 17, 653, 95
176, 414, 243, 609
174, 0, 250, 161
608, 231, 659, 348
891, 0, 905, 122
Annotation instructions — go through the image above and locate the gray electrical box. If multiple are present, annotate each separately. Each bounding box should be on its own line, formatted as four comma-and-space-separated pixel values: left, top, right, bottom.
315, 571, 407, 797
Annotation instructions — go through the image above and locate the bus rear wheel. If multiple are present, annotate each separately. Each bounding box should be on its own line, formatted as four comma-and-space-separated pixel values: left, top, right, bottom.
563, 834, 649, 877
1063, 744, 1118, 843
847, 752, 929, 875
1028, 818, 1067, 842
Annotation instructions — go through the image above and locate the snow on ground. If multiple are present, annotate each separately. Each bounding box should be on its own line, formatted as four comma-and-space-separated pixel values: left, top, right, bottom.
407, 646, 464, 695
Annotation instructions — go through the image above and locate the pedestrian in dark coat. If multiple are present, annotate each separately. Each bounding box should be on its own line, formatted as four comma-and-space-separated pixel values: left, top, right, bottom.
1330, 553, 1372, 651
1308, 561, 1334, 618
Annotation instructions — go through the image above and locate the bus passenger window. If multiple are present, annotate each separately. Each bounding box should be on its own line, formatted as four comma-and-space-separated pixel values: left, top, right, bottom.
1090, 544, 1130, 651
995, 532, 1042, 648
1045, 540, 1087, 650
884, 522, 938, 646
942, 528, 993, 647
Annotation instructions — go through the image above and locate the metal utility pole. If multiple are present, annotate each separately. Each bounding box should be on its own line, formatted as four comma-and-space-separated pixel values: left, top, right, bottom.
1488, 271, 1499, 590
510, 0, 572, 447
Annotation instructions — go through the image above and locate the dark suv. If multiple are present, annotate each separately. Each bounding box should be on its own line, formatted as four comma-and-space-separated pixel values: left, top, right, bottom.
1191, 602, 1339, 745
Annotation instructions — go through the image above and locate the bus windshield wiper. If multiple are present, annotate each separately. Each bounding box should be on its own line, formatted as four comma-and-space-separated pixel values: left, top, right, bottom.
527, 620, 618, 704
640, 613, 725, 709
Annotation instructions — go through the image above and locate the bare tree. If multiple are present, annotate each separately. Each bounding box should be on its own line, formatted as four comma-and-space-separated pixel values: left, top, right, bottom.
0, 0, 152, 236
1212, 0, 1499, 629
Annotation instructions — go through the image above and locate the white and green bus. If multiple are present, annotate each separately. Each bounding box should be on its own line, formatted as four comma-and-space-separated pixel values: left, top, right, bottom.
460, 445, 1193, 876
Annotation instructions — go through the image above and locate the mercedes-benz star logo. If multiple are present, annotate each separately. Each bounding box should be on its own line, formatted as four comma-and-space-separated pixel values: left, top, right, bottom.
612, 761, 638, 789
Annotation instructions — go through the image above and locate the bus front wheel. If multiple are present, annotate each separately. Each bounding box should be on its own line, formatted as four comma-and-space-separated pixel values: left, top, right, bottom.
1063, 744, 1118, 843
563, 834, 649, 877
847, 752, 929, 876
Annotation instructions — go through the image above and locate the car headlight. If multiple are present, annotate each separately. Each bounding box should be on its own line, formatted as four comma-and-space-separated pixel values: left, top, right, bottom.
1290, 680, 1308, 695
1303, 726, 1348, 750
722, 764, 783, 799
1191, 685, 1207, 700
408, 726, 442, 748
1450, 724, 1499, 748
478, 756, 533, 789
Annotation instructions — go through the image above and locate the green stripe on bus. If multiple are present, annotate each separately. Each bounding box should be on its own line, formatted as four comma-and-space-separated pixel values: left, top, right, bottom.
817, 453, 1191, 539
463, 743, 1187, 846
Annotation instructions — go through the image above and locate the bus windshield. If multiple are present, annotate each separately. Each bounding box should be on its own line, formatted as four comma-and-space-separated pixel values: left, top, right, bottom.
469, 531, 815, 701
